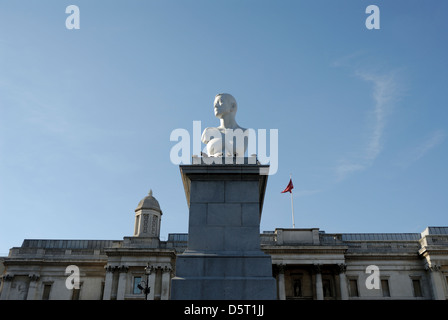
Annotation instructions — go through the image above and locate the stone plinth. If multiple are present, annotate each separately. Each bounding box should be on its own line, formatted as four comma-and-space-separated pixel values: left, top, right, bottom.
170, 160, 277, 300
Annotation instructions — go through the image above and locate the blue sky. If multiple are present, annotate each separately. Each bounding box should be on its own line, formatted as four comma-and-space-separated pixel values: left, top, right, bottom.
1, 1, 447, 254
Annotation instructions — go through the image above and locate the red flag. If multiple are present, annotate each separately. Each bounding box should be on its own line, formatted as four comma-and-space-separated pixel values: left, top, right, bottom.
281, 179, 294, 193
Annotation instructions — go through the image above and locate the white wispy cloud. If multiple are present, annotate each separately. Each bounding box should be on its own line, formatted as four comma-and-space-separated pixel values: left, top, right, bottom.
335, 162, 365, 181
335, 70, 400, 181
411, 129, 446, 161
358, 71, 398, 161
396, 129, 446, 168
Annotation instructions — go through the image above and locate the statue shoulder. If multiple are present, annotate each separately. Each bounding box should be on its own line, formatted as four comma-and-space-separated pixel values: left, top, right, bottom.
201, 127, 222, 143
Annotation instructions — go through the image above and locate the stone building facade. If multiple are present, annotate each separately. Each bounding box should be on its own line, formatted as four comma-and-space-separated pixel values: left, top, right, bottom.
1, 190, 447, 300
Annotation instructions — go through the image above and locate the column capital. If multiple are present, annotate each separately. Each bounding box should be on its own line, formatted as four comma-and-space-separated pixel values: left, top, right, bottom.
162, 265, 173, 272
118, 265, 129, 273
337, 263, 347, 274
311, 264, 322, 274
148, 264, 173, 272
28, 274, 40, 281
425, 263, 441, 272
277, 264, 286, 274
1, 274, 14, 281
105, 265, 129, 273
144, 264, 155, 273
105, 265, 117, 273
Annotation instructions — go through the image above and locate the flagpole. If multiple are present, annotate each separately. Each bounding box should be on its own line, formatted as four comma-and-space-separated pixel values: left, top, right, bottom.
290, 174, 295, 228
291, 190, 295, 228
282, 175, 295, 228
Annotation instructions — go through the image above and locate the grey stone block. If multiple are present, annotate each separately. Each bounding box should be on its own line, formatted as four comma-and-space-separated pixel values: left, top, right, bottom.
188, 203, 208, 227
224, 226, 260, 251
190, 181, 225, 203
171, 277, 277, 300
207, 203, 241, 226
175, 254, 273, 278
174, 256, 204, 277
225, 180, 259, 203
187, 226, 225, 251
242, 203, 260, 226
212, 255, 272, 277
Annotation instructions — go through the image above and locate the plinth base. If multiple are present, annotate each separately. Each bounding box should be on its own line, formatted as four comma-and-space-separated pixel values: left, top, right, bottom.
171, 277, 276, 300
171, 251, 276, 300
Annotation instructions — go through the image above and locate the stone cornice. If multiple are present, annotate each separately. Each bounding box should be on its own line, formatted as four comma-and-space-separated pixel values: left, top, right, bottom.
2, 259, 107, 267
419, 246, 448, 256
104, 248, 177, 258
344, 252, 421, 261
262, 245, 348, 255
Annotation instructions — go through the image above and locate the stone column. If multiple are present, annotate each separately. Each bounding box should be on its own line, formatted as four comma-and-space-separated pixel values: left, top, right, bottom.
26, 274, 40, 300
116, 265, 129, 300
161, 265, 172, 300
426, 264, 445, 300
147, 266, 156, 300
102, 266, 115, 300
0, 274, 14, 300
277, 264, 286, 300
337, 264, 349, 300
313, 264, 324, 300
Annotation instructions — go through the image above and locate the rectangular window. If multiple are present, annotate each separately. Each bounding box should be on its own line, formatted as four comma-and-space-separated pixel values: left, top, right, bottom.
42, 284, 52, 300
349, 279, 358, 297
381, 279, 390, 297
134, 215, 140, 235
133, 276, 142, 294
412, 279, 423, 297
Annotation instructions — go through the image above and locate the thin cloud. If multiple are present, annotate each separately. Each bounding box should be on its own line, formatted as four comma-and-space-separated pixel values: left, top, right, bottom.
396, 129, 446, 168
412, 129, 446, 161
331, 50, 366, 68
335, 162, 365, 181
358, 71, 398, 161
335, 70, 400, 181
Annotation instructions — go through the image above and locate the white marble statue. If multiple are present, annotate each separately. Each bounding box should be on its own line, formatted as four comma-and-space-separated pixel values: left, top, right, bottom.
201, 93, 249, 157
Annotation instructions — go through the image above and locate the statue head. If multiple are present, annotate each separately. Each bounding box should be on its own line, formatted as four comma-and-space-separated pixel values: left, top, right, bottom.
214, 93, 237, 119
202, 92, 249, 158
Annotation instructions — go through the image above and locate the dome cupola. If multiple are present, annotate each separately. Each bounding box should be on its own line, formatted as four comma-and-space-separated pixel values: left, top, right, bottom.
133, 189, 162, 238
